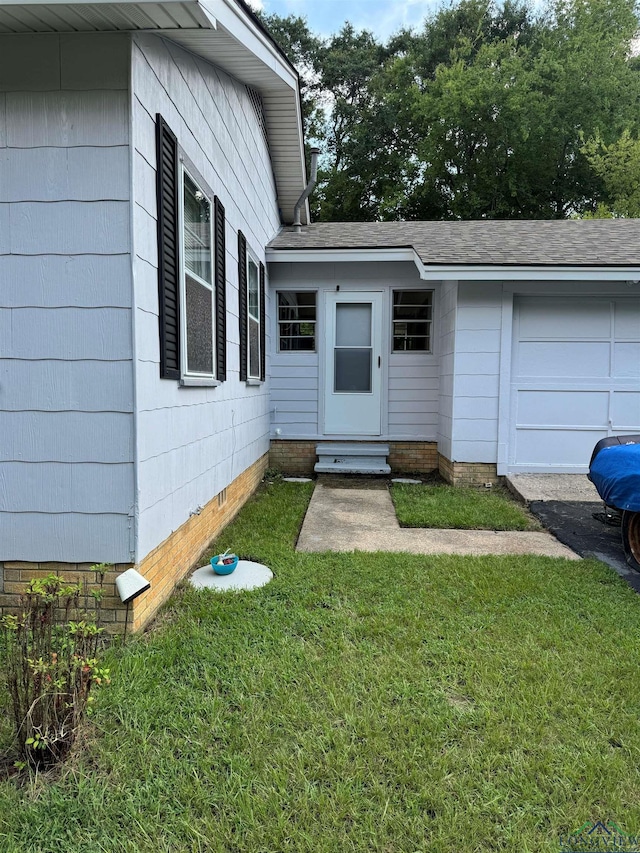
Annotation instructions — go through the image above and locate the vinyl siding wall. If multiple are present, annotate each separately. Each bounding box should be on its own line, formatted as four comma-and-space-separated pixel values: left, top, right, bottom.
437, 280, 457, 460
131, 34, 279, 559
268, 261, 441, 441
451, 281, 502, 463
0, 33, 134, 563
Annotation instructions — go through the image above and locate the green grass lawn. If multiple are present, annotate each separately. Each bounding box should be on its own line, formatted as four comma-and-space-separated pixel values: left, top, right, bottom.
1, 481, 640, 852
391, 482, 539, 530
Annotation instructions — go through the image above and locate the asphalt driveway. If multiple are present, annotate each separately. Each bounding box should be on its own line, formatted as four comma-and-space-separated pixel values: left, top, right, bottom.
507, 474, 640, 593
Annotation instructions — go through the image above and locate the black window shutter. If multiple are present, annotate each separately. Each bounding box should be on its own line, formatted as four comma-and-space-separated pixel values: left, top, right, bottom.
238, 231, 248, 381
214, 197, 226, 382
259, 262, 266, 382
156, 115, 180, 380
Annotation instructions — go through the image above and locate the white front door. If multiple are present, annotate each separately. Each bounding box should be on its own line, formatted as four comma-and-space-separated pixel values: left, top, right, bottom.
324, 292, 383, 435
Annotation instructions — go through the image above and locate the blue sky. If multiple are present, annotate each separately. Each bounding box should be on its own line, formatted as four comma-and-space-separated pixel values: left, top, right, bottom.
246, 0, 441, 40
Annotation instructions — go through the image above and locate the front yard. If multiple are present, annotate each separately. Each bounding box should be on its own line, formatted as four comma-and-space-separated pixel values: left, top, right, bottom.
1, 481, 639, 852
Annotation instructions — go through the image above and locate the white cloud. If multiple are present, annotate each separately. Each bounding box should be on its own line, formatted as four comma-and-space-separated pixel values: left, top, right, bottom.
262, 0, 438, 40
245, 0, 265, 11
350, 0, 437, 38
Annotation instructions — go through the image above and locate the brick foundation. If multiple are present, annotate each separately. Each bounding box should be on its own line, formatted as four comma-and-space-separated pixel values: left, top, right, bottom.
269, 440, 438, 476
438, 454, 500, 486
388, 442, 438, 473
130, 453, 268, 633
268, 440, 318, 475
0, 562, 133, 626
0, 454, 268, 634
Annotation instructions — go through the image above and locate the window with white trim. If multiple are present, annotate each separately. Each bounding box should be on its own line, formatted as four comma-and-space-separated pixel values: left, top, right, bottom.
277, 291, 316, 351
246, 251, 261, 379
181, 168, 214, 377
392, 290, 433, 352
238, 231, 265, 383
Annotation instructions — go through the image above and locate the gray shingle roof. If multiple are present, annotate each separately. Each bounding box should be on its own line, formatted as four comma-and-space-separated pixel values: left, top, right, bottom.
268, 220, 640, 266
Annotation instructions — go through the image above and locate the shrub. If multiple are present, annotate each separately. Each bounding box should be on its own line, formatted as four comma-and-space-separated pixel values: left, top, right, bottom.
0, 573, 111, 768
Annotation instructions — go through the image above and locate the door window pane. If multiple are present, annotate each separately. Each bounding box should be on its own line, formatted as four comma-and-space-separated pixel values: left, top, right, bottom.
335, 348, 372, 393
336, 303, 371, 347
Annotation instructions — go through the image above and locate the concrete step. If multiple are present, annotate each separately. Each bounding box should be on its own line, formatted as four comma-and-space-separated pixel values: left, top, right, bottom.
315, 460, 391, 475
316, 442, 390, 457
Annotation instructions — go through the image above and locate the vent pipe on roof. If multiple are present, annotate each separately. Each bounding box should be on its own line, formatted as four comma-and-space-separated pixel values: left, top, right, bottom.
293, 147, 321, 233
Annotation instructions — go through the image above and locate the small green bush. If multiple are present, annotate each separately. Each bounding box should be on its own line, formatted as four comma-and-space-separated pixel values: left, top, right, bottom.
1, 573, 111, 768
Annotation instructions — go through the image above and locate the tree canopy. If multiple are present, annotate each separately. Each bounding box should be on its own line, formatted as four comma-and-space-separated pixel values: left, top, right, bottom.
260, 0, 640, 222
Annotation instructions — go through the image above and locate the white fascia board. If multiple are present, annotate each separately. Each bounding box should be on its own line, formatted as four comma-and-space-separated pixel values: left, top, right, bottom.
416, 264, 640, 281
266, 248, 640, 282
266, 248, 419, 264
201, 0, 298, 90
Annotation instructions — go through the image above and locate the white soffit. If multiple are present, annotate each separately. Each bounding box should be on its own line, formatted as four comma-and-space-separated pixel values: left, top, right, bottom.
0, 2, 212, 33
0, 0, 308, 224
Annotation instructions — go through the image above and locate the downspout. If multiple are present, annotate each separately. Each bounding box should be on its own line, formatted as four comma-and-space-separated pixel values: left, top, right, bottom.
292, 147, 320, 232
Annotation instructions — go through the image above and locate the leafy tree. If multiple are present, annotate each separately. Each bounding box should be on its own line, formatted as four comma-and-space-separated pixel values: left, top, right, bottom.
313, 25, 400, 220
582, 130, 640, 217
379, 0, 640, 219
260, 0, 640, 222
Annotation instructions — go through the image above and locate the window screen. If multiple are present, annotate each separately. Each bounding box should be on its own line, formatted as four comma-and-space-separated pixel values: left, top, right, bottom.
278, 291, 316, 351
392, 290, 432, 352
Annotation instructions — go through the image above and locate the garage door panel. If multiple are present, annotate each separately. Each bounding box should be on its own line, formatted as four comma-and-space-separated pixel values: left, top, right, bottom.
518, 298, 611, 338
611, 392, 640, 429
509, 296, 640, 473
614, 302, 640, 339
517, 341, 610, 378
515, 429, 607, 467
613, 342, 640, 378
517, 390, 609, 427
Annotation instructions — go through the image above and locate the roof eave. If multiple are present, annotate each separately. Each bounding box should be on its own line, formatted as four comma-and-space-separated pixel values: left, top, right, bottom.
265, 247, 640, 281
0, 0, 309, 225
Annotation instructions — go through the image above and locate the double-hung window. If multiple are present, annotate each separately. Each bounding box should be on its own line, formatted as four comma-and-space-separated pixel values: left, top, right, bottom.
156, 114, 226, 383
247, 253, 261, 379
238, 232, 266, 382
181, 169, 214, 377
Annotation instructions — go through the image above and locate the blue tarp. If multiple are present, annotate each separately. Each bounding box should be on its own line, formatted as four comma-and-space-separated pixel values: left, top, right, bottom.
589, 444, 640, 512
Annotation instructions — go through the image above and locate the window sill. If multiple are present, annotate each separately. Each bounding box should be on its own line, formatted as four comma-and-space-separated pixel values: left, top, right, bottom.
179, 377, 222, 388
245, 378, 262, 387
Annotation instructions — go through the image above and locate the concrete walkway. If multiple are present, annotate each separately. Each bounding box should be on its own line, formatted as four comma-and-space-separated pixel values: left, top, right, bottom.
297, 483, 580, 559
506, 473, 599, 503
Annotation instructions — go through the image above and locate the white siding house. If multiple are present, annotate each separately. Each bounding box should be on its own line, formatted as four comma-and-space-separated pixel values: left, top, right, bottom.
1, 0, 639, 629
0, 0, 308, 629
267, 222, 640, 481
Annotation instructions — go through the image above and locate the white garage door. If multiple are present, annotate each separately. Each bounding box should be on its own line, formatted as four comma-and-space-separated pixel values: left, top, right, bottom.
509, 296, 640, 472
